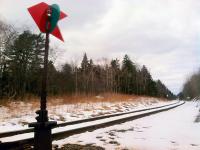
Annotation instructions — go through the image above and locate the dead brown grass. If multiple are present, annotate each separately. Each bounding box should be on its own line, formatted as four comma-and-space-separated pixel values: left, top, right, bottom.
0, 93, 169, 121
0, 93, 168, 108
52, 93, 136, 104
0, 95, 40, 109
50, 93, 168, 105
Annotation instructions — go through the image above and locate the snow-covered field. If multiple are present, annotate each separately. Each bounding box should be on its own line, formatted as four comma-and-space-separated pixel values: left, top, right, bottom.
53, 101, 200, 150
0, 97, 167, 133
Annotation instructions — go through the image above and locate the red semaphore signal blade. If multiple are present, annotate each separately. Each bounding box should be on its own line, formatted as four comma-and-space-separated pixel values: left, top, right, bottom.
28, 2, 67, 41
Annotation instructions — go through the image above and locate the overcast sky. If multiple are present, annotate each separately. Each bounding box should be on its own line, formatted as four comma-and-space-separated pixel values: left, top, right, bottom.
1, 0, 200, 94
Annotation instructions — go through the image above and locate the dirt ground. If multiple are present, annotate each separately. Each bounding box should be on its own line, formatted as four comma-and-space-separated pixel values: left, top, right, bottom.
54, 144, 105, 150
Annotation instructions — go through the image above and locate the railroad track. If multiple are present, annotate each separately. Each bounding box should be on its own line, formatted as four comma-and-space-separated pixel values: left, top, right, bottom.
0, 101, 185, 150
0, 100, 180, 138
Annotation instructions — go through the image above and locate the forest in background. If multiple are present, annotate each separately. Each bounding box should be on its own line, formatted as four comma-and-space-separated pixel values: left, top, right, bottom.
180, 69, 200, 100
0, 20, 175, 100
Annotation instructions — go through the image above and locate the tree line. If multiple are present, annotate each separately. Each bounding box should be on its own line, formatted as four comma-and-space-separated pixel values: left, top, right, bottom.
0, 21, 175, 100
180, 69, 200, 100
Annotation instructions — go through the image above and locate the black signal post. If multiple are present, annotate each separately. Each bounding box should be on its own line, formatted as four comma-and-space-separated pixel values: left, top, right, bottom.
28, 2, 67, 149
29, 8, 57, 150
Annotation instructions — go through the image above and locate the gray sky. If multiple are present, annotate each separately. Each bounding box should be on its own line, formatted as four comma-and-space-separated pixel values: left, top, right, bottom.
1, 0, 200, 94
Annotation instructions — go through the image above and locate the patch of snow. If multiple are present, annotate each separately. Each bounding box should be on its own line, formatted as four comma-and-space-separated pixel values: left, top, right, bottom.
53, 101, 200, 150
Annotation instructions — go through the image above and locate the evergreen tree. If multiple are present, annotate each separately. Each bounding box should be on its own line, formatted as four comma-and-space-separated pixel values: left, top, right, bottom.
110, 59, 120, 93
3, 30, 45, 97
140, 65, 157, 96
121, 54, 137, 94
81, 53, 89, 72
60, 63, 75, 94
80, 53, 89, 94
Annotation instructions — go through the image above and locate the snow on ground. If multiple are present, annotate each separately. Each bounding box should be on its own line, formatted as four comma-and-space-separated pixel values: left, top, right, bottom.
0, 97, 168, 133
0, 102, 181, 143
0, 101, 181, 143
53, 101, 200, 150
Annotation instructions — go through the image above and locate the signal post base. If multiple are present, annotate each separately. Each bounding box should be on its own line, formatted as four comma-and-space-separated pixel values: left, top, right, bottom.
29, 121, 57, 150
